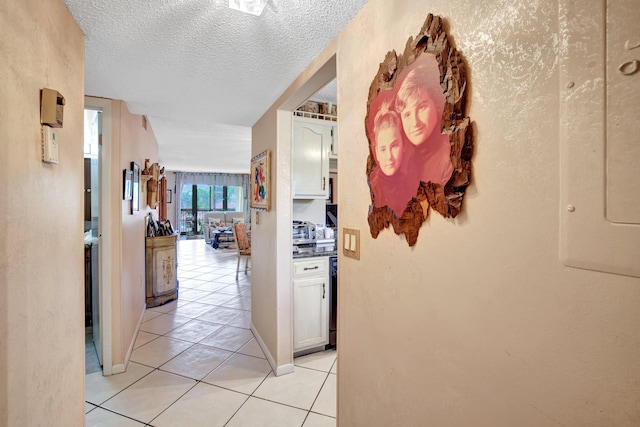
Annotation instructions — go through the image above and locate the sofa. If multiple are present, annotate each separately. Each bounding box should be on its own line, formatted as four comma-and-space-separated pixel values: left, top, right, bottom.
202, 211, 247, 245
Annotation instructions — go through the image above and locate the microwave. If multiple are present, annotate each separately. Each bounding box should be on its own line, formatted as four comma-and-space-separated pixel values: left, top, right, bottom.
292, 220, 317, 245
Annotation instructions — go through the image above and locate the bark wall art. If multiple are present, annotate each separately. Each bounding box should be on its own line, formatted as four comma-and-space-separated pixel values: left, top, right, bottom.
366, 14, 473, 246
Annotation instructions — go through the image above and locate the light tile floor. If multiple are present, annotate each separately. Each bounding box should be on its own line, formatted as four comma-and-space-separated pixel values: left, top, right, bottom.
85, 239, 337, 427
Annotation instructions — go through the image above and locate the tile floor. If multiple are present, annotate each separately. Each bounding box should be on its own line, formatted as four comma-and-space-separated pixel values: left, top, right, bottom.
85, 239, 337, 427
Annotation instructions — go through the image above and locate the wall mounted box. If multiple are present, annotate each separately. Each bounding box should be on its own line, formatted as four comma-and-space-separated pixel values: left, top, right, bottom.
41, 125, 59, 164
40, 88, 65, 128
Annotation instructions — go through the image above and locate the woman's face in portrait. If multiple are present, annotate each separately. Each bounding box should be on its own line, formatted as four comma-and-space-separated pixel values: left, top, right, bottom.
375, 124, 404, 176
400, 91, 440, 146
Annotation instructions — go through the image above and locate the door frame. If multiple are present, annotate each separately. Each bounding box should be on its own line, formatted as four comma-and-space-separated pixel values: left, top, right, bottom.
85, 96, 114, 375
280, 55, 337, 367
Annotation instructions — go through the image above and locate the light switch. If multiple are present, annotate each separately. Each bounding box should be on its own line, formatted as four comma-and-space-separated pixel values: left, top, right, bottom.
342, 227, 360, 259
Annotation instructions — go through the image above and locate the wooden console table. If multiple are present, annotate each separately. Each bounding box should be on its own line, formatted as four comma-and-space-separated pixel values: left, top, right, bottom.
145, 234, 179, 307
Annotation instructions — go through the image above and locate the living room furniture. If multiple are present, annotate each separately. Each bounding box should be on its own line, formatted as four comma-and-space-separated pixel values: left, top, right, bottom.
232, 223, 251, 279
211, 228, 235, 249
202, 211, 246, 244
145, 233, 178, 307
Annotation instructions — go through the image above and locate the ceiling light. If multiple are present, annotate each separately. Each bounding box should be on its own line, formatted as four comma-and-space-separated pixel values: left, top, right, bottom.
229, 0, 267, 16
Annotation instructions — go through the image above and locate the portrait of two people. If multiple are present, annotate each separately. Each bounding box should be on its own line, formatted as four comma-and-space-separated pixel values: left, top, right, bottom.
367, 52, 452, 217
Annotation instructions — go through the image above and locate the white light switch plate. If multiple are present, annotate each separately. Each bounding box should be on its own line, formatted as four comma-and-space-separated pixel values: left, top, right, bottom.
342, 227, 360, 260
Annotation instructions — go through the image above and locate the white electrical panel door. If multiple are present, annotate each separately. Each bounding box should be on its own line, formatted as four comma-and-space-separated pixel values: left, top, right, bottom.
605, 0, 640, 224
559, 0, 640, 278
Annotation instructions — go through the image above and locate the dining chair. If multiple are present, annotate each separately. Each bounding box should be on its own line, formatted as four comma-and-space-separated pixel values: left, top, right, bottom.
231, 223, 251, 279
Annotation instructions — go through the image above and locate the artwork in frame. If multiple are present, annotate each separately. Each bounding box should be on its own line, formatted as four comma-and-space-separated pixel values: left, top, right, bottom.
123, 169, 133, 201
166, 189, 172, 204
365, 13, 473, 247
250, 149, 271, 211
131, 161, 140, 213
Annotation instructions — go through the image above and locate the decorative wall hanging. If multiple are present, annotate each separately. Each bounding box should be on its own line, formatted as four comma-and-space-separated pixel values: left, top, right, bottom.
250, 149, 271, 211
123, 169, 133, 201
365, 13, 473, 246
131, 162, 140, 213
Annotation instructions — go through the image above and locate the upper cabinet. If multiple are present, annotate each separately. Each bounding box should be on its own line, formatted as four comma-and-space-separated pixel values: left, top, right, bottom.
292, 115, 332, 199
329, 123, 338, 159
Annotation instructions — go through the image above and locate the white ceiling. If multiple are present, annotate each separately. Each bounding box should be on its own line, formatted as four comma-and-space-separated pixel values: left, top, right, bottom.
63, 0, 367, 173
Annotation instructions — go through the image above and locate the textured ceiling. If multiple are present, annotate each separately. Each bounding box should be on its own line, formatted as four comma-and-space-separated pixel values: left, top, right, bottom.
63, 0, 367, 173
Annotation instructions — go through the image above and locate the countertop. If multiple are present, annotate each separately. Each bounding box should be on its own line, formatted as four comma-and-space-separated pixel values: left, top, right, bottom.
293, 245, 337, 259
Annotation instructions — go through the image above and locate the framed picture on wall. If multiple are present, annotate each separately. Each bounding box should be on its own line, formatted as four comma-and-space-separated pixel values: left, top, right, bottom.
250, 149, 271, 211
364, 13, 472, 247
166, 189, 172, 203
131, 161, 140, 213
123, 169, 133, 201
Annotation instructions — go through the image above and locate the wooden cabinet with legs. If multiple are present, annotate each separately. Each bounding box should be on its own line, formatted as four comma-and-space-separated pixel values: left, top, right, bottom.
145, 234, 178, 307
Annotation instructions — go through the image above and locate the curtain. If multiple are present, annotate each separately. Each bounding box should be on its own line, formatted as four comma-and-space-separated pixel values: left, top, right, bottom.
174, 172, 250, 226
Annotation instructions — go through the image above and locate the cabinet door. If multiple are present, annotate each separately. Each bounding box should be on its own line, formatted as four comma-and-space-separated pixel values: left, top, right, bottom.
292, 118, 329, 198
329, 124, 338, 158
293, 275, 329, 351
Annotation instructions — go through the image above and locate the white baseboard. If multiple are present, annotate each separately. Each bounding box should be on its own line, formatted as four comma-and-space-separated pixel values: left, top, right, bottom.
275, 363, 294, 376
111, 364, 126, 375
251, 323, 294, 377
118, 302, 146, 374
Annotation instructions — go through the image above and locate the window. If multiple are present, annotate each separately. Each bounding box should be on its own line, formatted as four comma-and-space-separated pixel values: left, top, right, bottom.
179, 184, 244, 234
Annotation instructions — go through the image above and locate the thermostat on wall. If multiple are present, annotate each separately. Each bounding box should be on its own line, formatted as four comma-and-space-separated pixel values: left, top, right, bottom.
41, 125, 59, 164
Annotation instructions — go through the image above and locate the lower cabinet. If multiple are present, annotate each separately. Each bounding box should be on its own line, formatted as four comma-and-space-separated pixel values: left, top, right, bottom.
293, 257, 329, 353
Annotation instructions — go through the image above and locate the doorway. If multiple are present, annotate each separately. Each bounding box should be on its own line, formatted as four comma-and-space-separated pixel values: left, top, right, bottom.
83, 96, 114, 376
84, 108, 102, 373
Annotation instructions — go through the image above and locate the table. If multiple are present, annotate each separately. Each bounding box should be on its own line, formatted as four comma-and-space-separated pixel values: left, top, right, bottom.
211, 228, 234, 249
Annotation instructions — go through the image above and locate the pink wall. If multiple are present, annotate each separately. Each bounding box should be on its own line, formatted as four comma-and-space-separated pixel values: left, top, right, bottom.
0, 0, 86, 424
117, 101, 159, 365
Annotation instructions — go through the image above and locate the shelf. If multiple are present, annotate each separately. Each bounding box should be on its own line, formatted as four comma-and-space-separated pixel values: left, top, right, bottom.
293, 110, 337, 122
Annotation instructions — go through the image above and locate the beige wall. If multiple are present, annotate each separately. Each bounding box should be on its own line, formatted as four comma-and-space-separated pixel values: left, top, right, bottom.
165, 171, 177, 226
117, 101, 159, 366
250, 110, 282, 367
333, 0, 640, 425
252, 48, 337, 372
0, 0, 86, 425
85, 96, 160, 371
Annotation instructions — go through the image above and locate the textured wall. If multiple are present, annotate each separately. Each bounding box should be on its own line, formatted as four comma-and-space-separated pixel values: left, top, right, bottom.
118, 101, 159, 366
251, 43, 338, 373
0, 0, 85, 425
250, 109, 282, 367
335, 0, 640, 425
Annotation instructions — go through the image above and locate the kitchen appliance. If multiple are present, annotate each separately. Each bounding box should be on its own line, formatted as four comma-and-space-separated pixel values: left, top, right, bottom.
292, 220, 317, 245
326, 203, 337, 228
328, 256, 338, 348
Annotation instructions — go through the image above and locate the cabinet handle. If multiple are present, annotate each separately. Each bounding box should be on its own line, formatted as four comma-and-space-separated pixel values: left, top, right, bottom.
323, 177, 326, 190
303, 266, 319, 271
323, 283, 325, 299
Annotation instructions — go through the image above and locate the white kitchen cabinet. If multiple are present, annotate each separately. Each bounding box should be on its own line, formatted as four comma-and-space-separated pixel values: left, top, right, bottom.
292, 116, 331, 199
329, 123, 338, 159
293, 257, 329, 352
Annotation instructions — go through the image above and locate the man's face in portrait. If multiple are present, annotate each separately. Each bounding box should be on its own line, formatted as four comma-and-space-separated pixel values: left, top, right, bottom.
399, 91, 440, 147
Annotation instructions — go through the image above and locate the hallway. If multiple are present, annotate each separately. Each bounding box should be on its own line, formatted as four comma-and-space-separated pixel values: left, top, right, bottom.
85, 239, 336, 426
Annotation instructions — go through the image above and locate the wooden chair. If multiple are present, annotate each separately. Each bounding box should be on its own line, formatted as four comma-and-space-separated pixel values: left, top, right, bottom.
231, 223, 251, 279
